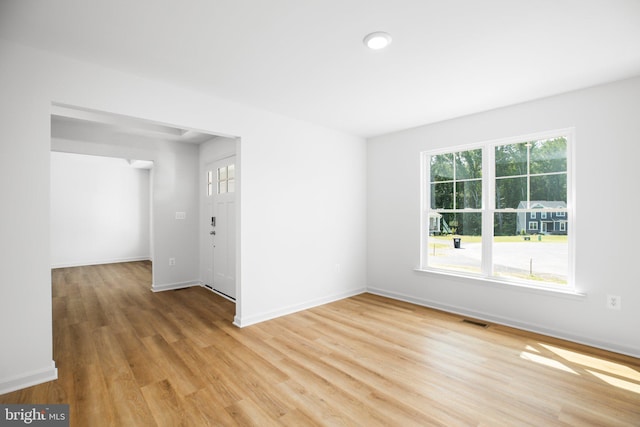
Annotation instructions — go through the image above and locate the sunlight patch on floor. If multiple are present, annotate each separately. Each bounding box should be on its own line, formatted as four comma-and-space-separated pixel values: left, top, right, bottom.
587, 370, 640, 394
539, 343, 640, 381
520, 351, 578, 374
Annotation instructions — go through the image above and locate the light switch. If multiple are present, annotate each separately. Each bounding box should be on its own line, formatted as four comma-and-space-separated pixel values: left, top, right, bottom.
175, 212, 186, 220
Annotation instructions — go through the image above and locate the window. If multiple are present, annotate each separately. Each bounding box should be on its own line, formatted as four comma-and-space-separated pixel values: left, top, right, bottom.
207, 164, 236, 196
422, 130, 573, 289
217, 164, 235, 194
207, 170, 214, 196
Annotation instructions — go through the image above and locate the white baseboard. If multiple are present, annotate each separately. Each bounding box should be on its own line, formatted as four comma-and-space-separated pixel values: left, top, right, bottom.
51, 256, 151, 269
0, 361, 58, 395
233, 287, 366, 328
151, 280, 200, 292
201, 285, 236, 302
367, 287, 640, 359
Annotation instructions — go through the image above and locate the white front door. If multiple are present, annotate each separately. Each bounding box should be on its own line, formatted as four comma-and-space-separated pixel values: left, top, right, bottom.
205, 157, 236, 300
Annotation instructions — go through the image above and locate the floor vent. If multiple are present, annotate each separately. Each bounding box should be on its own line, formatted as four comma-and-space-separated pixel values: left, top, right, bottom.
462, 319, 489, 328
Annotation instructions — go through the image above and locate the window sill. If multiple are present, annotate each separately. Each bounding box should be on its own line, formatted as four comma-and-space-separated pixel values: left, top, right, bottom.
413, 268, 586, 300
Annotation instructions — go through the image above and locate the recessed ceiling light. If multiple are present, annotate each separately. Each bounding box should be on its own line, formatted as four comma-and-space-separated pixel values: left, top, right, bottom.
363, 32, 392, 50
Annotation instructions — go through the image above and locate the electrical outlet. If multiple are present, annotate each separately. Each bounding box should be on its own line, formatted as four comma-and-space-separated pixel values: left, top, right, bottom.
606, 295, 621, 310
169, 258, 176, 266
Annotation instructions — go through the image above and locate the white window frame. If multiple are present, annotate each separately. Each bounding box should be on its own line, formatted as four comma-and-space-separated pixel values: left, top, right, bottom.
420, 128, 575, 291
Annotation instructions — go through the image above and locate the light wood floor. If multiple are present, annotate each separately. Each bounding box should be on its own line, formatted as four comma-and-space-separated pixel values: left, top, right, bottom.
1, 262, 639, 426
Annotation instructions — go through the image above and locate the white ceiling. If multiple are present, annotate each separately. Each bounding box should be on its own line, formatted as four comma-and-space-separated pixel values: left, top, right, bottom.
2, 0, 640, 137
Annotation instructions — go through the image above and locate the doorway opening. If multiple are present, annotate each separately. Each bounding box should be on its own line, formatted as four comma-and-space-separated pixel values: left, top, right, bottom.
50, 103, 240, 319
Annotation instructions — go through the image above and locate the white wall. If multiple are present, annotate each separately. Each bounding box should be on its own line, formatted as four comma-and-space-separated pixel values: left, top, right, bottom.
51, 124, 203, 292
367, 76, 640, 357
0, 39, 367, 393
50, 152, 150, 268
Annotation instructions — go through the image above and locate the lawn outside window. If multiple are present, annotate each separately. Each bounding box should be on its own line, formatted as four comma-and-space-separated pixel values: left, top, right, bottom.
421, 129, 574, 290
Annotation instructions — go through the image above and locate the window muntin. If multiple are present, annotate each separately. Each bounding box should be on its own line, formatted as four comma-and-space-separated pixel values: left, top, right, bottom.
422, 132, 572, 289
429, 149, 482, 210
